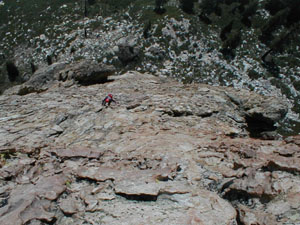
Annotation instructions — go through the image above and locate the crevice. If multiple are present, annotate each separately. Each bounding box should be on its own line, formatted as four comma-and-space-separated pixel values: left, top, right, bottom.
245, 114, 276, 138
78, 76, 115, 86
197, 112, 213, 118
167, 110, 193, 117
236, 209, 244, 225
155, 175, 169, 182
6, 61, 20, 82
219, 179, 235, 193
0, 192, 9, 208
223, 189, 273, 206
261, 161, 299, 175
117, 193, 158, 201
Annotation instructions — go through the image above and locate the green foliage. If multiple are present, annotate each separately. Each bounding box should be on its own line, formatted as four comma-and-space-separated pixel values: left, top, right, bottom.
199, 0, 219, 15
221, 29, 241, 59
248, 69, 260, 79
222, 29, 241, 50
143, 20, 152, 39
180, 0, 196, 14
241, 0, 258, 27
265, 0, 300, 25
260, 8, 290, 41
154, 0, 168, 14
293, 80, 300, 91
220, 20, 233, 41
87, 0, 96, 5
270, 29, 291, 52
264, 0, 285, 15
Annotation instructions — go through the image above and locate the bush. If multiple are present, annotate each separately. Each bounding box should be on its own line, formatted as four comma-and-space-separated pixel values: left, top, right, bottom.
261, 8, 289, 36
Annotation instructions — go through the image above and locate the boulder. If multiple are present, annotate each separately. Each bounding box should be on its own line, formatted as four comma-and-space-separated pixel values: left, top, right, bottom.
0, 175, 66, 225
116, 36, 139, 64
3, 62, 67, 95
225, 91, 288, 137
58, 60, 115, 85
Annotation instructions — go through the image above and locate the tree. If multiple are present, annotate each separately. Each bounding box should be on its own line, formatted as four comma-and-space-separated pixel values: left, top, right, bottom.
199, 0, 219, 15
84, 0, 88, 17
223, 29, 241, 50
88, 0, 96, 5
143, 20, 152, 39
221, 29, 241, 59
220, 20, 233, 41
241, 0, 258, 27
46, 55, 52, 65
154, 0, 167, 15
180, 0, 196, 14
261, 8, 290, 39
265, 0, 285, 15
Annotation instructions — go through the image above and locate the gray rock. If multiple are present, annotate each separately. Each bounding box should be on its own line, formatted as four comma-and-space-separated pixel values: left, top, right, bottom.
0, 175, 66, 225
3, 62, 67, 95
0, 71, 296, 225
116, 36, 139, 64
58, 60, 115, 85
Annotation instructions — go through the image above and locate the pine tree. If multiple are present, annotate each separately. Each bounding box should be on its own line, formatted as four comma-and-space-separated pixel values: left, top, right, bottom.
154, 0, 167, 15
180, 0, 196, 14
261, 8, 289, 36
220, 21, 233, 41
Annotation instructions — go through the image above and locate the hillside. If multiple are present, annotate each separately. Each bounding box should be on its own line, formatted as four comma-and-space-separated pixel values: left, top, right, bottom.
0, 0, 300, 135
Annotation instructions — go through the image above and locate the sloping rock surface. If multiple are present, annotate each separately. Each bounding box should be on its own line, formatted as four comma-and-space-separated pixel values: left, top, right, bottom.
0, 71, 298, 225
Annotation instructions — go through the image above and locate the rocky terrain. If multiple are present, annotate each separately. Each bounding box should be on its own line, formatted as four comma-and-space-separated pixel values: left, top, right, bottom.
1, 63, 300, 224
1, 0, 300, 135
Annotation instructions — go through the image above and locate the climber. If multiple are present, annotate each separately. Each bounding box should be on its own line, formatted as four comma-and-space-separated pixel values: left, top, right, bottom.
102, 94, 116, 106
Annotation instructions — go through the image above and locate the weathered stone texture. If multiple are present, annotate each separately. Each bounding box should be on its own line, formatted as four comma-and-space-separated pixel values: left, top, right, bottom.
0, 71, 298, 225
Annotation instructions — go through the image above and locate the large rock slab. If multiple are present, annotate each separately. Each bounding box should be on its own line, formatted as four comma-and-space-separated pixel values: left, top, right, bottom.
0, 71, 296, 225
57, 60, 115, 85
0, 175, 66, 225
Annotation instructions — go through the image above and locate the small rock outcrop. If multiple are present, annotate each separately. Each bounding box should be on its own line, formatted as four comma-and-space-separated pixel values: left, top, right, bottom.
0, 71, 298, 225
4, 60, 115, 95
3, 62, 67, 95
57, 60, 115, 85
115, 36, 139, 64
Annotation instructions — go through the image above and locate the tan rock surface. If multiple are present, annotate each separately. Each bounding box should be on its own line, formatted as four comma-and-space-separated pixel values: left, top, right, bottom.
0, 71, 298, 225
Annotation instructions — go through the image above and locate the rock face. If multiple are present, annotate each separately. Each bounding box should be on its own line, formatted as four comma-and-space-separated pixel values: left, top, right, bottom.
3, 60, 115, 95
3, 62, 67, 95
57, 60, 116, 85
0, 71, 298, 225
